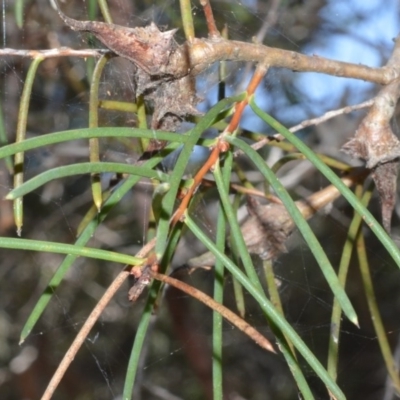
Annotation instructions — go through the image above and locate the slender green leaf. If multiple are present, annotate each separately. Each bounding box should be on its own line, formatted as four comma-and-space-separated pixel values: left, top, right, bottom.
86, 0, 101, 81
357, 229, 400, 392
123, 224, 183, 399
271, 153, 306, 173
263, 259, 296, 357
0, 101, 13, 172
97, 0, 113, 23
14, 0, 25, 28
212, 152, 232, 400
230, 194, 246, 318
14, 57, 44, 234
98, 100, 137, 113
0, 127, 187, 160
136, 95, 149, 151
6, 162, 169, 200
226, 135, 358, 325
327, 184, 372, 380
123, 280, 161, 400
0, 236, 143, 265
213, 161, 263, 293
179, 0, 195, 40
89, 54, 111, 209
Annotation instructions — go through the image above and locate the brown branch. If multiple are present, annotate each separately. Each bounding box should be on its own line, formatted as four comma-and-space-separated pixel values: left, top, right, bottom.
5, 31, 397, 89
151, 270, 276, 353
188, 36, 400, 85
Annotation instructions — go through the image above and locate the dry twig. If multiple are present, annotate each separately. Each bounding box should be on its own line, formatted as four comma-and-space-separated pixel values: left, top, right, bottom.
235, 99, 375, 156
40, 239, 156, 400
151, 270, 276, 353
200, 0, 220, 38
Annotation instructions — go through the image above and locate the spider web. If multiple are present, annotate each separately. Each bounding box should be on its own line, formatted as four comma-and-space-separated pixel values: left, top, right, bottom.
1, 1, 400, 400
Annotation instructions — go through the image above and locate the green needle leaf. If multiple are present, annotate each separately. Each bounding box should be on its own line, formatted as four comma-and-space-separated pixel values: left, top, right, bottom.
226, 135, 359, 326
6, 162, 169, 200
0, 127, 187, 160
0, 237, 143, 265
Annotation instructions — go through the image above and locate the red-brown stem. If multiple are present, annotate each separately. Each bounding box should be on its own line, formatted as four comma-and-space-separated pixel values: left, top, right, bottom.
151, 271, 276, 353
171, 143, 222, 226
200, 0, 220, 38
171, 65, 268, 226
226, 64, 269, 133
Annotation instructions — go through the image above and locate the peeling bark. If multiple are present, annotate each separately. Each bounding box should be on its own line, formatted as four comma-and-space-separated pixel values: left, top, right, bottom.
342, 80, 400, 233
372, 160, 399, 233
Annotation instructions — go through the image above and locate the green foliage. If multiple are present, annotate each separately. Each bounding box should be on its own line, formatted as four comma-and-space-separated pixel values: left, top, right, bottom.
2, 1, 400, 399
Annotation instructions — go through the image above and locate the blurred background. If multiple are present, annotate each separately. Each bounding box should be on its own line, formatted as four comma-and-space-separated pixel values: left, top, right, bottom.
1, 0, 400, 399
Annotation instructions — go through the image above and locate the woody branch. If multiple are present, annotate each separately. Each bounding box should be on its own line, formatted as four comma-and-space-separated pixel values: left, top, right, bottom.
1, 36, 399, 86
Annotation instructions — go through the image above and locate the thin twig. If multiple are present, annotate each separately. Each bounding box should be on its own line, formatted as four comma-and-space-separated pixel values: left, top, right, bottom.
200, 0, 220, 38
40, 269, 130, 400
40, 238, 156, 400
289, 99, 374, 135
235, 99, 374, 156
237, 0, 281, 92
253, 0, 282, 44
202, 178, 282, 202
225, 63, 269, 134
151, 270, 276, 353
171, 144, 221, 226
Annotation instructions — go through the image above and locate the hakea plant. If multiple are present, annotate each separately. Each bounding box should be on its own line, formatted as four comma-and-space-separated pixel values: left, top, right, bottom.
2, 1, 400, 399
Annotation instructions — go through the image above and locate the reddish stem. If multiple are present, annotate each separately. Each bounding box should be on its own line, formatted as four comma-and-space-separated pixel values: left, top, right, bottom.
200, 0, 220, 38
